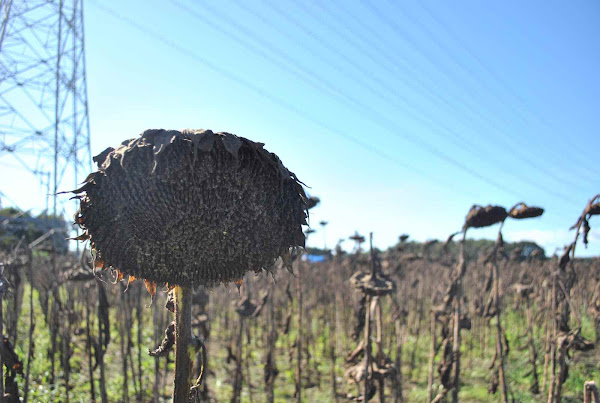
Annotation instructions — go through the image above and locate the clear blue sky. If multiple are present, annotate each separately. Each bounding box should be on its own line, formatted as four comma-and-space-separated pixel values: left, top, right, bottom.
3, 0, 600, 256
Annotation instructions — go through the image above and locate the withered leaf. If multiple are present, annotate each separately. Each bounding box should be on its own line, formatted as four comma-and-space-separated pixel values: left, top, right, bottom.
149, 322, 175, 357
165, 290, 175, 312
188, 130, 216, 166
68, 233, 90, 241
588, 203, 600, 216
110, 269, 123, 285
93, 147, 115, 167
558, 244, 573, 270
144, 280, 157, 299
0, 337, 23, 375
221, 132, 242, 157
306, 196, 320, 210
125, 275, 136, 291
190, 129, 216, 152
444, 231, 460, 251
154, 131, 178, 156
583, 218, 590, 247
59, 182, 91, 195
234, 277, 243, 293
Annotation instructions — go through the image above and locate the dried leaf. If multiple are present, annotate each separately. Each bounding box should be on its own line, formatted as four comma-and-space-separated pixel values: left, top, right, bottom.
189, 129, 216, 152
93, 147, 115, 167
59, 182, 91, 195
144, 280, 157, 299
149, 322, 175, 357
124, 275, 136, 291
583, 218, 590, 247
234, 278, 243, 294
444, 231, 460, 251
81, 172, 99, 184
281, 253, 295, 275
68, 233, 90, 241
589, 204, 600, 215
221, 132, 242, 157
558, 245, 573, 270
110, 269, 123, 285
165, 290, 175, 312
0, 337, 23, 375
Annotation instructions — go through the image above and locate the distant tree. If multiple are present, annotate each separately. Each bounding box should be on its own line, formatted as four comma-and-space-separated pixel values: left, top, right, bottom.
0, 208, 69, 253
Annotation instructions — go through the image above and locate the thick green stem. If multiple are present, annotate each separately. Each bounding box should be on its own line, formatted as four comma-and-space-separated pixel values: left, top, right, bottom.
173, 286, 193, 403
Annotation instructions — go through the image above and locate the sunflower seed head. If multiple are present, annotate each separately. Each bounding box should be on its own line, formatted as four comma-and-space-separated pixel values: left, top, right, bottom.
464, 205, 507, 229
507, 203, 544, 220
72, 129, 307, 287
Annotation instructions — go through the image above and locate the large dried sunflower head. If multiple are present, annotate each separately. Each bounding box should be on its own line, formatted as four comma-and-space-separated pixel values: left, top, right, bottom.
72, 129, 307, 287
507, 203, 544, 220
464, 205, 507, 230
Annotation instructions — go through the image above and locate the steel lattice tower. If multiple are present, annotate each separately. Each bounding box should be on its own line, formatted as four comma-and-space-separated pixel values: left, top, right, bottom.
0, 0, 91, 216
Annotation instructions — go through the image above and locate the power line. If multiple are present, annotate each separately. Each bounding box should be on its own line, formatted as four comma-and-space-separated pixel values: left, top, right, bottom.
174, 0, 573, 202
401, 0, 598, 182
359, 1, 597, 189
201, 0, 580, 203
421, 0, 600, 167
313, 0, 598, 190
89, 1, 521, 201
257, 0, 591, 196
280, 0, 586, 201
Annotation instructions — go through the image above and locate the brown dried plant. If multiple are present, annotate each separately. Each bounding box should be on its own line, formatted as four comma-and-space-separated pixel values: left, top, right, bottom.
68, 129, 307, 403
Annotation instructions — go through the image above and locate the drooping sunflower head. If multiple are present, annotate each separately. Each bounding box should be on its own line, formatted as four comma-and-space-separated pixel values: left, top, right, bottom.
73, 129, 308, 287
464, 205, 507, 230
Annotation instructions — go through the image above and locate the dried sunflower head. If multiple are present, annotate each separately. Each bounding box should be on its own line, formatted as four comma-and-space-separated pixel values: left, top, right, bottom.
507, 203, 544, 219
349, 271, 396, 297
464, 205, 507, 230
306, 196, 320, 210
71, 129, 307, 287
586, 203, 600, 216
349, 232, 365, 244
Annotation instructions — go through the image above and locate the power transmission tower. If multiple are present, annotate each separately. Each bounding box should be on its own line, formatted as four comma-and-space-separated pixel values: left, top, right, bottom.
0, 0, 91, 217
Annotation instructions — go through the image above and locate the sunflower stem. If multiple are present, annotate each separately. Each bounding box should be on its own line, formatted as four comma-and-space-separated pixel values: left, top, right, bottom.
173, 285, 193, 403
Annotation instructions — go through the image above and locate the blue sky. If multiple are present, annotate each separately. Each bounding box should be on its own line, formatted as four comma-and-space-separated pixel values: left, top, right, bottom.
2, 0, 599, 256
